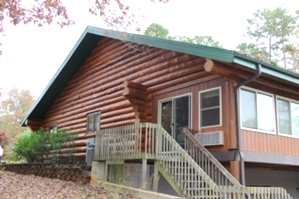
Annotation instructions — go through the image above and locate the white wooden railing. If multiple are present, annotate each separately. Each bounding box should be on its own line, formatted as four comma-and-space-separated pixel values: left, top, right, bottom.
94, 123, 156, 161
183, 128, 241, 186
216, 186, 292, 199
94, 123, 293, 199
155, 123, 219, 198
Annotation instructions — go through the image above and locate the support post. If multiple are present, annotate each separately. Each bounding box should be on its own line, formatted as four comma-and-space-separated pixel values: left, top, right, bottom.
141, 158, 147, 189
230, 161, 241, 183
152, 161, 159, 192
91, 161, 106, 186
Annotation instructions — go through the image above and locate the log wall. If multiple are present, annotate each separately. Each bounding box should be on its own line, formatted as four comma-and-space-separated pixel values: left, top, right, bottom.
30, 36, 299, 160
38, 38, 223, 158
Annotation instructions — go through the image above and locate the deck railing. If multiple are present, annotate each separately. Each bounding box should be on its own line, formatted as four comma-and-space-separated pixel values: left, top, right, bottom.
94, 123, 156, 161
94, 123, 293, 199
155, 124, 219, 198
216, 186, 292, 199
183, 128, 241, 186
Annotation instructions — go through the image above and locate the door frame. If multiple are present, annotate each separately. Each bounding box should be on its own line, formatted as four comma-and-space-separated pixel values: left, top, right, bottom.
157, 93, 192, 140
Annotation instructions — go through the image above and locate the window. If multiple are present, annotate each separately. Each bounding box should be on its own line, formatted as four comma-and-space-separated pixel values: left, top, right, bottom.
277, 98, 299, 137
49, 123, 58, 133
199, 88, 221, 127
241, 88, 274, 132
159, 94, 191, 147
87, 111, 100, 134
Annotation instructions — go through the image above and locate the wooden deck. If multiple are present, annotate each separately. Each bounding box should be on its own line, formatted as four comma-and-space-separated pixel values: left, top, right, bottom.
94, 123, 292, 199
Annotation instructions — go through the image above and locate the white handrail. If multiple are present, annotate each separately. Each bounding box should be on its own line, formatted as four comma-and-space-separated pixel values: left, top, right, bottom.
183, 128, 240, 186
94, 123, 293, 199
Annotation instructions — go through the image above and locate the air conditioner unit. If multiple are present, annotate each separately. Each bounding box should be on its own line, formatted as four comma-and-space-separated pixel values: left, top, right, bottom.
195, 131, 224, 146
86, 137, 95, 166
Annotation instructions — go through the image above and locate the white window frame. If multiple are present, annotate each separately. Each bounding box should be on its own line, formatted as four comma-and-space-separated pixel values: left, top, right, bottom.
49, 123, 58, 133
198, 86, 222, 129
240, 86, 275, 134
87, 111, 101, 134
276, 95, 299, 138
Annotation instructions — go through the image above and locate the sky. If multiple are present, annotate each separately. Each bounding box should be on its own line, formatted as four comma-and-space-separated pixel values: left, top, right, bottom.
0, 0, 298, 98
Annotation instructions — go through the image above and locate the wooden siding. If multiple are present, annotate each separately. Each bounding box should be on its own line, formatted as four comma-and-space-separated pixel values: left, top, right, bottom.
30, 36, 299, 160
152, 76, 238, 151
39, 38, 215, 157
242, 130, 299, 156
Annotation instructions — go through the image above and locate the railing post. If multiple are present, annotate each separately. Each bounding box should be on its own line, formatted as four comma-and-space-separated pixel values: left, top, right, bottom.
141, 158, 147, 190
152, 161, 159, 192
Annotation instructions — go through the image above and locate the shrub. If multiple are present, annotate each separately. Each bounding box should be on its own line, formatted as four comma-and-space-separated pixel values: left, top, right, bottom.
13, 128, 75, 163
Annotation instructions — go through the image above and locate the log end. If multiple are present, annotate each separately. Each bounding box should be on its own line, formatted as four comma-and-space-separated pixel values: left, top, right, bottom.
204, 59, 214, 72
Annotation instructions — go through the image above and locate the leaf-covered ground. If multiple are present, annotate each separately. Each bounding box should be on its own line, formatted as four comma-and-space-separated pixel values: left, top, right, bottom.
0, 171, 139, 199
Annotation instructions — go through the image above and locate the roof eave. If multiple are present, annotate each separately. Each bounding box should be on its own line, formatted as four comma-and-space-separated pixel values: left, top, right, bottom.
233, 53, 299, 85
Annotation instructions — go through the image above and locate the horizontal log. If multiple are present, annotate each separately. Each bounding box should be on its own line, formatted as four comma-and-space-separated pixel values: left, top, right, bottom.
26, 118, 42, 127
84, 39, 127, 66
45, 91, 124, 117
147, 70, 208, 93
101, 119, 135, 129
128, 99, 146, 108
204, 59, 234, 77
73, 153, 86, 158
123, 87, 147, 101
123, 80, 147, 91
45, 52, 193, 116
143, 63, 204, 87
54, 50, 180, 107
45, 95, 127, 122
101, 112, 135, 125
54, 48, 164, 104
76, 133, 96, 140
102, 107, 133, 118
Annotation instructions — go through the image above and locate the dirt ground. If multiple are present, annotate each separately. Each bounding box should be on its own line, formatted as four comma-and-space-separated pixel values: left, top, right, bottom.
0, 171, 140, 199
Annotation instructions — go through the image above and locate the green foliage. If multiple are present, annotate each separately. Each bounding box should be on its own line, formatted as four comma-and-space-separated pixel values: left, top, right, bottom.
144, 23, 170, 39
0, 88, 35, 156
237, 7, 298, 69
13, 128, 75, 163
144, 23, 222, 48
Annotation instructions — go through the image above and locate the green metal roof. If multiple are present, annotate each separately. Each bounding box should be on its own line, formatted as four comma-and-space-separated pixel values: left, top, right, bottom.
21, 26, 299, 126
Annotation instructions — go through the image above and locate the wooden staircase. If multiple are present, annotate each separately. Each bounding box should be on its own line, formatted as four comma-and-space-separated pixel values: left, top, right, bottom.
95, 123, 293, 199
155, 126, 232, 198
154, 125, 292, 199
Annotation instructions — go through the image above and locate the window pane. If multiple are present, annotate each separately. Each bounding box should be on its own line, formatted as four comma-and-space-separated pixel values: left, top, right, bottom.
200, 89, 220, 127
278, 99, 291, 135
88, 116, 94, 132
174, 96, 190, 147
161, 101, 172, 135
201, 109, 220, 126
49, 126, 57, 133
94, 115, 100, 131
175, 96, 190, 129
241, 89, 257, 129
257, 93, 274, 132
291, 102, 299, 136
201, 89, 219, 108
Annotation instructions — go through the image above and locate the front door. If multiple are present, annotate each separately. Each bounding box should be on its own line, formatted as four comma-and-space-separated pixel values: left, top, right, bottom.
159, 95, 191, 147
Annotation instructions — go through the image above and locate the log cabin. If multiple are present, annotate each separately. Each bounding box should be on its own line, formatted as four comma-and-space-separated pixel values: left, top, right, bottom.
21, 26, 299, 198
